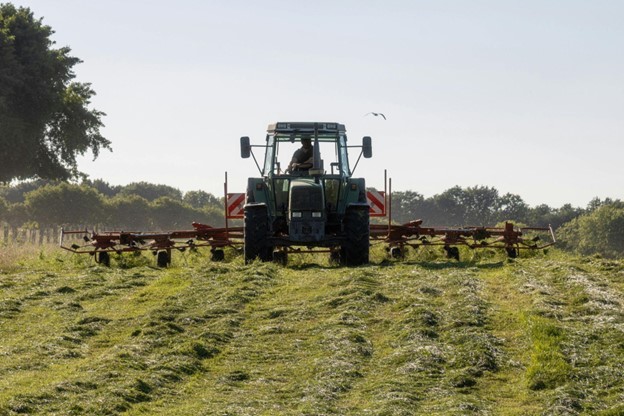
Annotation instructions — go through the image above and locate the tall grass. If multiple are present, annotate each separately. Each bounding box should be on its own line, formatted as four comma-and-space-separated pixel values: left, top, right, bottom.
0, 242, 61, 272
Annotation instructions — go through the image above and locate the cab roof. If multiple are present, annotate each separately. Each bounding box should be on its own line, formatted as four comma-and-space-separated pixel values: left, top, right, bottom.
267, 122, 346, 137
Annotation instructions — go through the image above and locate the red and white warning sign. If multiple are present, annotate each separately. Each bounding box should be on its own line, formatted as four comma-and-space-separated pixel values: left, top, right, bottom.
367, 190, 386, 217
226, 193, 245, 219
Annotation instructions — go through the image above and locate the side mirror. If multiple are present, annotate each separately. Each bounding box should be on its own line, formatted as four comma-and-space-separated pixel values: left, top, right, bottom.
362, 136, 372, 158
240, 136, 251, 158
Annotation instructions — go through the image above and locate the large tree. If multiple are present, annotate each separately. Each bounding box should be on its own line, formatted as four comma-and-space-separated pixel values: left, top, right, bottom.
0, 3, 110, 182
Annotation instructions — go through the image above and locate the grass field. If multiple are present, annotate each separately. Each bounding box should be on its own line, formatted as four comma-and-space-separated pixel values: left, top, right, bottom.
1, 244, 624, 415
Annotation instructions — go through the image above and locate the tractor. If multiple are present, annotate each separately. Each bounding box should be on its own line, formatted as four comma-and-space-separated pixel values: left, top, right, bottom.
240, 122, 372, 265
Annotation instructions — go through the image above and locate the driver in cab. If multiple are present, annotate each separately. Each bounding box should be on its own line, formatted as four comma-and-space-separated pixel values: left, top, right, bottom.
286, 138, 313, 173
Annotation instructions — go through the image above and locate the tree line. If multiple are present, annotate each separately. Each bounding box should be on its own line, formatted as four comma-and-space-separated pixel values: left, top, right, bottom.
389, 185, 594, 229
389, 185, 624, 259
2, 180, 623, 258
0, 180, 225, 244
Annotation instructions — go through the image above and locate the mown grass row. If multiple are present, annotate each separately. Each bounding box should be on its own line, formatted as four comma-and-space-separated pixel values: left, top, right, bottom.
0, 249, 280, 414
1, 246, 624, 414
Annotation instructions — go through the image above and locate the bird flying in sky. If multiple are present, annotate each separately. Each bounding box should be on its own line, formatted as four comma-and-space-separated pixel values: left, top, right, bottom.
364, 112, 386, 120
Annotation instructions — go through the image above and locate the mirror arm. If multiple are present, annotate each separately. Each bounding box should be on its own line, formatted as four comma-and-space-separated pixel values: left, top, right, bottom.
250, 148, 262, 175
351, 150, 364, 174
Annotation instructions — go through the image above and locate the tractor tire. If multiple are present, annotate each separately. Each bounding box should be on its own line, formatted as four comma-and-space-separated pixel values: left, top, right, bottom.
244, 204, 272, 264
342, 205, 370, 266
97, 251, 110, 267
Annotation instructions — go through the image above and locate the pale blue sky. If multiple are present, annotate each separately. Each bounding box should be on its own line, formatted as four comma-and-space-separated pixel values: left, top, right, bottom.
12, 0, 624, 207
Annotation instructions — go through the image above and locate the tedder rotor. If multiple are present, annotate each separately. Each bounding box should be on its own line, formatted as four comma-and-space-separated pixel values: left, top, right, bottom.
60, 121, 555, 266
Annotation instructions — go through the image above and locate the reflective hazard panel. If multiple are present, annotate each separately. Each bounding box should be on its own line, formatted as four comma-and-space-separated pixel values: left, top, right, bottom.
226, 193, 245, 219
367, 190, 386, 217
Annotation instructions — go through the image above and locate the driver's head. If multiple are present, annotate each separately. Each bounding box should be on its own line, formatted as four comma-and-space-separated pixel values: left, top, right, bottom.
301, 138, 312, 149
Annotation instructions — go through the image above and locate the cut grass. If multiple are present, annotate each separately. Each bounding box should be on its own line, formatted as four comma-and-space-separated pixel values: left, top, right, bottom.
524, 314, 570, 391
0, 247, 623, 414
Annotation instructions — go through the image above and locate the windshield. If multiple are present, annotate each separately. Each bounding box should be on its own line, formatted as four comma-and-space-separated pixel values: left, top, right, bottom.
265, 133, 350, 176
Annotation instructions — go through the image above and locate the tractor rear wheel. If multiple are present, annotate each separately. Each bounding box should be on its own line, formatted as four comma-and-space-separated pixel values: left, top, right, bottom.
244, 204, 272, 264
342, 205, 370, 266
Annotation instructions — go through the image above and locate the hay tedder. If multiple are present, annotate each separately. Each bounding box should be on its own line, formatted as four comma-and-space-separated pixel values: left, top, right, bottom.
60, 122, 556, 267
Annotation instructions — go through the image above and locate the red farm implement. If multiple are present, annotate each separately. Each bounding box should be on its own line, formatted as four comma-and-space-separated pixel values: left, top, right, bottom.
60, 223, 243, 267
371, 221, 555, 260
60, 173, 244, 267
369, 173, 556, 260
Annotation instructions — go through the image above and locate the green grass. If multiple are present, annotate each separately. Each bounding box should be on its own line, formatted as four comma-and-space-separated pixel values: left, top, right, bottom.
1, 246, 624, 414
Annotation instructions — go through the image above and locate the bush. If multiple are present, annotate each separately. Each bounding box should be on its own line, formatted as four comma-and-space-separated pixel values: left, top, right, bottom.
558, 204, 624, 258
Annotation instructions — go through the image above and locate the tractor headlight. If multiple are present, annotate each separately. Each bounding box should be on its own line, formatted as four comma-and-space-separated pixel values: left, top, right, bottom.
312, 212, 322, 218
292, 212, 302, 218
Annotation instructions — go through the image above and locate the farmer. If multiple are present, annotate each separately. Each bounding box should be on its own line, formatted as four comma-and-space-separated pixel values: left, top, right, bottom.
286, 137, 314, 173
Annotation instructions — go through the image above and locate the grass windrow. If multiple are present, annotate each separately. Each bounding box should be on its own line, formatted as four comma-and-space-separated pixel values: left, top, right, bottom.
0, 246, 623, 414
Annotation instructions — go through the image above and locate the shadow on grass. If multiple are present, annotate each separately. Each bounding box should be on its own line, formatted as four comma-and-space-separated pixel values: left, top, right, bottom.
278, 258, 507, 271
405, 260, 505, 270
288, 262, 343, 271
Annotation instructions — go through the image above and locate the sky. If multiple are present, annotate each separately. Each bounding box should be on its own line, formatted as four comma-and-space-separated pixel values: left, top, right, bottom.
11, 0, 624, 208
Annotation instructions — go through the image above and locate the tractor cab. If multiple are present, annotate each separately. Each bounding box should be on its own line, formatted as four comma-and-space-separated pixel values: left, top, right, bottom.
264, 122, 352, 178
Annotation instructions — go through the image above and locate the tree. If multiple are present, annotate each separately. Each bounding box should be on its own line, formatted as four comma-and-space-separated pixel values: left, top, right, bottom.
82, 178, 121, 197
527, 204, 554, 228
390, 190, 427, 224
183, 190, 221, 209
498, 192, 529, 223
150, 197, 204, 230
105, 194, 152, 230
551, 203, 583, 230
461, 185, 501, 226
0, 4, 110, 182
119, 182, 183, 201
0, 179, 54, 203
430, 186, 466, 226
558, 204, 624, 258
24, 183, 104, 227
586, 197, 622, 213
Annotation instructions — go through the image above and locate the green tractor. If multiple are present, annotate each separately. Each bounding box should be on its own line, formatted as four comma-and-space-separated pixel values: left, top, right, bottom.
240, 122, 373, 265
